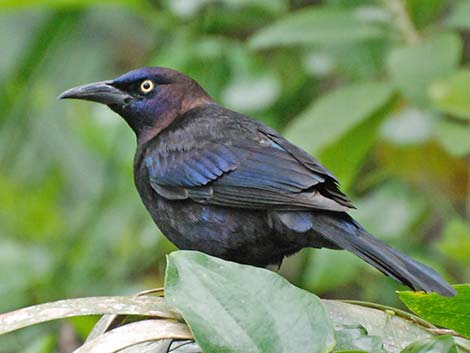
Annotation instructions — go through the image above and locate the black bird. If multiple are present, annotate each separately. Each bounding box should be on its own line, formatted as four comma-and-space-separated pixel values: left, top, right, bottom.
59, 67, 455, 296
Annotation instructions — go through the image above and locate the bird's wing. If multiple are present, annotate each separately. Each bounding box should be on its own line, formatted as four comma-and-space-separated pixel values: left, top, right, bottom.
145, 130, 353, 212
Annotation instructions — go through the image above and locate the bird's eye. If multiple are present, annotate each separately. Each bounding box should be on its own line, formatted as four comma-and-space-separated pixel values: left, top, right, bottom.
140, 79, 154, 94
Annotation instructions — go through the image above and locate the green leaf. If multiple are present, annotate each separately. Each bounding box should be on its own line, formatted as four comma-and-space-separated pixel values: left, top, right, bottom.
285, 81, 394, 154
437, 219, 470, 266
399, 284, 470, 339
406, 0, 446, 28
318, 95, 394, 190
400, 335, 458, 353
430, 70, 470, 120
444, 1, 470, 30
249, 7, 387, 49
165, 250, 335, 353
386, 32, 461, 106
434, 119, 470, 157
333, 325, 385, 352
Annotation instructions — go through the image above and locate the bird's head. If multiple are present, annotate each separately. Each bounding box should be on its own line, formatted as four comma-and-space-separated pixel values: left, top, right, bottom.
58, 67, 213, 143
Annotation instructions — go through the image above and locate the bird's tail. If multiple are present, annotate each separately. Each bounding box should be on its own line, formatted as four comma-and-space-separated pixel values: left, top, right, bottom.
309, 213, 456, 297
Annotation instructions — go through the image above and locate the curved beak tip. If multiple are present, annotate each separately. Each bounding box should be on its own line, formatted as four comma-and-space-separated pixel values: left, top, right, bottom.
57, 89, 75, 100
56, 80, 130, 105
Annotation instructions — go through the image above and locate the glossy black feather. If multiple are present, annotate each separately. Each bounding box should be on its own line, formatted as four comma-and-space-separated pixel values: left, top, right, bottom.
145, 104, 351, 212
60, 67, 456, 296
137, 103, 455, 296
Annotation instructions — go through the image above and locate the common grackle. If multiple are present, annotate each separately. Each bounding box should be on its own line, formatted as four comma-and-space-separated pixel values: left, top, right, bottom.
59, 67, 455, 296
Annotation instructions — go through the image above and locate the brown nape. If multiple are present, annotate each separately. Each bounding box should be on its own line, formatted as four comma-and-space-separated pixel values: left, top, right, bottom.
181, 80, 214, 113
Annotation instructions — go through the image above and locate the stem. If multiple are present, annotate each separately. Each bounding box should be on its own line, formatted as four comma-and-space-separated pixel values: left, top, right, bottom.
385, 0, 421, 45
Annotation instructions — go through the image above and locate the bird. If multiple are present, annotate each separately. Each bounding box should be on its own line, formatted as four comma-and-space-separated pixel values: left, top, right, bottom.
59, 67, 455, 296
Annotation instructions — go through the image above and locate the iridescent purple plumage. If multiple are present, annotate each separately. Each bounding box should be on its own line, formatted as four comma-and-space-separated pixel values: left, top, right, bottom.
59, 67, 456, 296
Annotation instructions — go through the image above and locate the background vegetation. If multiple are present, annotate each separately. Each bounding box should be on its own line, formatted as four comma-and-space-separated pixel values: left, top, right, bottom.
0, 0, 468, 351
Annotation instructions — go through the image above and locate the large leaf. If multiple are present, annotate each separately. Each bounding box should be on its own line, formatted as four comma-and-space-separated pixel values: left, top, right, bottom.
400, 335, 458, 353
430, 70, 470, 120
165, 250, 335, 353
249, 7, 387, 49
386, 32, 461, 106
285, 81, 394, 155
399, 284, 470, 339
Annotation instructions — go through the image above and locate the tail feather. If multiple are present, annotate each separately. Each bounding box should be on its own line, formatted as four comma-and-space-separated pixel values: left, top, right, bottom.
310, 213, 456, 297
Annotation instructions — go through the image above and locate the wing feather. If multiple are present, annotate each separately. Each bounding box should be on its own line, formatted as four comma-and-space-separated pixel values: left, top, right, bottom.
143, 103, 352, 212
146, 139, 350, 212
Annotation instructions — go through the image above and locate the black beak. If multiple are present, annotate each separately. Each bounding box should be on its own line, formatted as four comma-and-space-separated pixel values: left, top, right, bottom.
57, 80, 132, 106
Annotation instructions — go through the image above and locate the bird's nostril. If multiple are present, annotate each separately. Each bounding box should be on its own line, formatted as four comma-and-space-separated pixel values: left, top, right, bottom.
123, 97, 131, 105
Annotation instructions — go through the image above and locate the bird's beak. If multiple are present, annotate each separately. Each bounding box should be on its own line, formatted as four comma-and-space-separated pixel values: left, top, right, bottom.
57, 80, 132, 106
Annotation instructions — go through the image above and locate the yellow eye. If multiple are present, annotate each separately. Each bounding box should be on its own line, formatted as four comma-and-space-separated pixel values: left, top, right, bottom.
140, 79, 154, 94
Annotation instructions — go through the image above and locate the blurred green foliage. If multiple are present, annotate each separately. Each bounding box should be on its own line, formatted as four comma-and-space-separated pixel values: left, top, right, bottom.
0, 0, 468, 351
